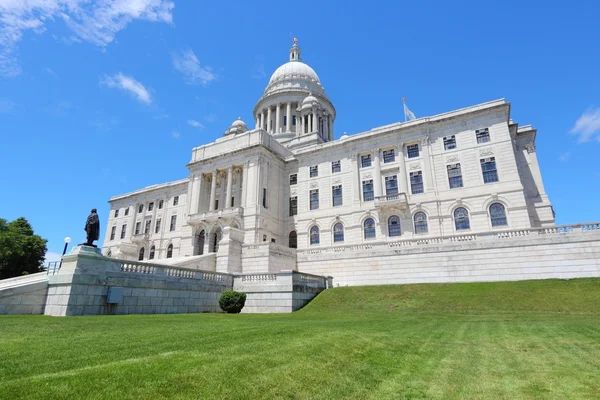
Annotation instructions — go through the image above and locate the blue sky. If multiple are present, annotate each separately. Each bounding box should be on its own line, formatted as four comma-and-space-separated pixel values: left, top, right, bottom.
0, 1, 599, 261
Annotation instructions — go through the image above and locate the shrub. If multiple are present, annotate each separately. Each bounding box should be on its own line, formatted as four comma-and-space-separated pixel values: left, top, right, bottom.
219, 290, 247, 314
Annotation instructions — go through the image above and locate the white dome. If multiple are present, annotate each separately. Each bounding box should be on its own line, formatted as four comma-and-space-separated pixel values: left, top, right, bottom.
264, 61, 324, 96
301, 94, 320, 110
224, 117, 247, 136
231, 117, 246, 128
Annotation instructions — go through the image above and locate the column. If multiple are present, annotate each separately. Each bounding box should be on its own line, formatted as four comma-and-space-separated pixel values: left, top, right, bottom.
241, 162, 249, 207
259, 111, 264, 131
373, 149, 382, 197
352, 154, 360, 203
226, 166, 233, 208
397, 143, 409, 194
300, 115, 305, 134
275, 103, 281, 133
312, 110, 317, 133
323, 115, 329, 140
188, 175, 199, 215
286, 102, 292, 132
209, 170, 217, 211
267, 107, 272, 133
197, 174, 206, 212
218, 173, 226, 209
255, 116, 259, 129
421, 136, 433, 192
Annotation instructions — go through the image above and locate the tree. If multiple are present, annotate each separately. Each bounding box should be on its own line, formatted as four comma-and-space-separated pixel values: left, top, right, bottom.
0, 217, 47, 280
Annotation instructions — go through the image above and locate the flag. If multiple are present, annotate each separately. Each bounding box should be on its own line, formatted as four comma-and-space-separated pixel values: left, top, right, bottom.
403, 98, 416, 121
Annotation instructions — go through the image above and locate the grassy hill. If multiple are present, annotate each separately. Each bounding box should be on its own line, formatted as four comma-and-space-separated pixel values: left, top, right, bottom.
1, 278, 599, 399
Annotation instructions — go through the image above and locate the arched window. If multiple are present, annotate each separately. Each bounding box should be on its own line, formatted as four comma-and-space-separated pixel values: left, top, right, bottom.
166, 244, 173, 258
310, 226, 320, 245
490, 203, 508, 227
454, 207, 470, 231
333, 223, 344, 243
149, 246, 155, 260
414, 212, 428, 234
194, 230, 205, 256
138, 247, 145, 261
289, 231, 297, 248
388, 216, 401, 237
364, 218, 376, 239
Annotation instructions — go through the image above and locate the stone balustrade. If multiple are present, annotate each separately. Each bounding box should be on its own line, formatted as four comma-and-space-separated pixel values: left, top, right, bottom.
118, 260, 229, 282
241, 274, 277, 282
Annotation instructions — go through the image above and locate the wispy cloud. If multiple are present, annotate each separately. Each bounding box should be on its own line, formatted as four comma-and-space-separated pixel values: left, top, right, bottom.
0, 98, 15, 113
187, 119, 204, 129
570, 106, 600, 143
559, 152, 571, 162
0, 0, 174, 77
44, 251, 62, 265
172, 49, 217, 85
171, 130, 180, 139
252, 54, 266, 80
101, 73, 152, 104
153, 113, 169, 120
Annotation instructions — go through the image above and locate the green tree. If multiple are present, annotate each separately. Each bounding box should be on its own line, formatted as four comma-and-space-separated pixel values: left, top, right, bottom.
0, 217, 48, 280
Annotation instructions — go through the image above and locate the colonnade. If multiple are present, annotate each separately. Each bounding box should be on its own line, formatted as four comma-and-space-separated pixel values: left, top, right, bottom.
255, 101, 333, 141
188, 165, 245, 215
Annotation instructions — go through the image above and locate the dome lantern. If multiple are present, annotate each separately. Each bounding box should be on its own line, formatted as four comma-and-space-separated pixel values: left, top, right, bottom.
289, 37, 301, 62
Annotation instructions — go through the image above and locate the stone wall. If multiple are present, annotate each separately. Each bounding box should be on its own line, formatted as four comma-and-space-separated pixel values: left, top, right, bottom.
0, 272, 49, 315
241, 243, 297, 273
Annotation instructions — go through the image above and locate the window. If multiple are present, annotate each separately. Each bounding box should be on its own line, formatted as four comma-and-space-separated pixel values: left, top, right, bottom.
215, 199, 219, 210
283, 115, 287, 127
454, 207, 470, 231
410, 171, 424, 194
289, 196, 298, 216
361, 154, 372, 168
447, 164, 463, 189
310, 165, 318, 177
481, 158, 498, 183
444, 135, 456, 150
332, 185, 343, 207
333, 223, 344, 243
290, 174, 297, 185
289, 231, 297, 248
138, 247, 145, 261
170, 215, 177, 231
166, 244, 173, 258
110, 226, 116, 241
271, 238, 276, 244
310, 189, 319, 210
173, 196, 179, 206
155, 218, 161, 234
331, 160, 341, 173
359, 181, 372, 203
158, 200, 164, 209
263, 235, 267, 242
310, 226, 320, 245
383, 149, 395, 163
407, 144, 419, 158
364, 218, 376, 239
293, 115, 296, 126
262, 188, 267, 208
231, 197, 235, 207
388, 216, 401, 237
149, 246, 155, 260
148, 202, 154, 211
135, 222, 141, 235
414, 212, 428, 234
120, 224, 127, 239
124, 207, 129, 216
385, 176, 398, 196
138, 204, 144, 213
114, 209, 119, 218
490, 203, 508, 227
476, 128, 490, 144
144, 220, 151, 234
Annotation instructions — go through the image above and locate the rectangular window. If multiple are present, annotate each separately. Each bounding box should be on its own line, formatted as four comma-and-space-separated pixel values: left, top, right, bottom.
292, 115, 296, 125
155, 218, 161, 234
289, 196, 298, 216
444, 135, 457, 150
215, 199, 219, 210
410, 171, 424, 194
110, 226, 116, 240
262, 188, 267, 208
138, 204, 143, 213
361, 154, 372, 168
385, 175, 398, 196
383, 149, 395, 163
120, 224, 127, 239
481, 157, 499, 183
124, 207, 129, 216
231, 197, 235, 207
148, 202, 154, 211
362, 180, 374, 201
144, 220, 151, 234
290, 174, 297, 185
158, 200, 164, 209
283, 115, 287, 127
135, 222, 141, 235
310, 165, 318, 178
407, 144, 419, 158
476, 128, 490, 144
331, 160, 341, 173
310, 189, 319, 210
332, 185, 343, 207
114, 209, 119, 218
170, 215, 177, 231
447, 164, 463, 189
173, 196, 179, 206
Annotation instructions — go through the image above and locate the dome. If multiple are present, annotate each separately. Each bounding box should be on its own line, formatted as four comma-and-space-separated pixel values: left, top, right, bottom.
340, 132, 349, 141
231, 117, 246, 128
224, 117, 247, 136
264, 61, 325, 96
301, 93, 320, 110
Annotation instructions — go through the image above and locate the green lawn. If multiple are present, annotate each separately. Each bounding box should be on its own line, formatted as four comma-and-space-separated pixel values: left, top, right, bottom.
2, 278, 600, 399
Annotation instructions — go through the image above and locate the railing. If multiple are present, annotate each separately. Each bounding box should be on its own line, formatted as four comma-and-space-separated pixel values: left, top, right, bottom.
241, 274, 277, 282
374, 193, 408, 208
131, 233, 149, 242
188, 207, 243, 223
118, 260, 229, 282
47, 261, 61, 275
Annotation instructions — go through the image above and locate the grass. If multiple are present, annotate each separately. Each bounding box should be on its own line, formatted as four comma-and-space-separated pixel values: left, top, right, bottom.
1, 278, 600, 399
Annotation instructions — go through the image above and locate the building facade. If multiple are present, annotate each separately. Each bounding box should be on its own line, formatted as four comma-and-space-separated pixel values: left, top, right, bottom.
102, 40, 559, 283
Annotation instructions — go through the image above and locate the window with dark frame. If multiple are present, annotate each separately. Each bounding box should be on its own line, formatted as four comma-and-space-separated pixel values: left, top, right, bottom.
385, 176, 398, 196
364, 218, 376, 239
444, 135, 457, 150
310, 189, 319, 210
410, 171, 424, 194
388, 216, 401, 237
144, 220, 151, 234
454, 207, 470, 230
383, 149, 395, 163
414, 212, 428, 234
173, 196, 179, 206
481, 157, 499, 183
120, 224, 127, 239
148, 202, 154, 211
333, 223, 344, 243
170, 215, 177, 231
124, 207, 129, 216
490, 203, 508, 227
310, 226, 320, 245
290, 174, 298, 185
362, 180, 374, 201
138, 204, 143, 213
155, 218, 161, 234
447, 164, 463, 189
331, 160, 341, 173
361, 154, 372, 168
407, 144, 420, 158
310, 165, 318, 178
332, 185, 343, 207
114, 209, 119, 218
476, 128, 490, 144
110, 226, 116, 240
135, 222, 141, 235
262, 188, 267, 208
158, 200, 164, 209
289, 196, 298, 216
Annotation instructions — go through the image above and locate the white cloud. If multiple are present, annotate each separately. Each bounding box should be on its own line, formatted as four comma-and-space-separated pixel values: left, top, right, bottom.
171, 130, 180, 139
187, 119, 204, 129
559, 152, 571, 162
102, 73, 152, 104
0, 0, 175, 77
44, 251, 62, 264
172, 49, 216, 85
570, 106, 600, 143
0, 98, 15, 113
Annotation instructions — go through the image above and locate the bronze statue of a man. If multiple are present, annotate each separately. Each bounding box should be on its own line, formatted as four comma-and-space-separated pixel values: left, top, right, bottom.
84, 209, 100, 247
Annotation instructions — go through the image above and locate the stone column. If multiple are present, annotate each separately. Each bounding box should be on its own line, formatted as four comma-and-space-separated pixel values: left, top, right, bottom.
286, 102, 292, 132
255, 116, 259, 130
241, 161, 249, 207
218, 172, 226, 209
300, 115, 305, 134
275, 103, 281, 133
259, 111, 264, 131
351, 154, 360, 203
397, 143, 409, 194
188, 175, 199, 215
312, 110, 317, 133
323, 115, 329, 140
373, 149, 382, 197
267, 107, 272, 133
209, 170, 217, 211
421, 136, 433, 193
226, 166, 233, 208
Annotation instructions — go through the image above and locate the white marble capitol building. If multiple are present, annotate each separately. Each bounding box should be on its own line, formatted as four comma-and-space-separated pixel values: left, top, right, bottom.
101, 39, 594, 287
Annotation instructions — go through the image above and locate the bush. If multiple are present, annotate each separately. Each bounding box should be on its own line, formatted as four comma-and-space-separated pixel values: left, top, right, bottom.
219, 290, 247, 314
